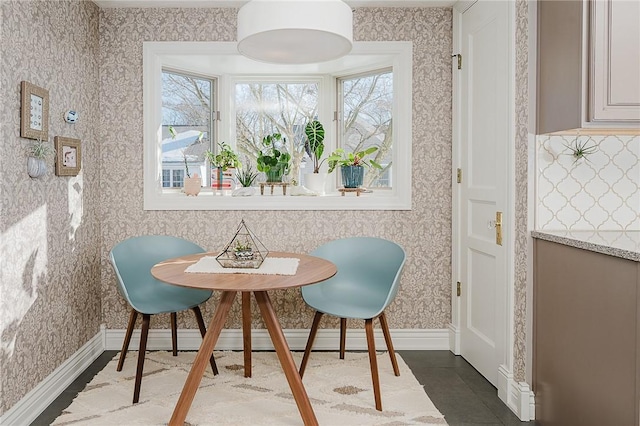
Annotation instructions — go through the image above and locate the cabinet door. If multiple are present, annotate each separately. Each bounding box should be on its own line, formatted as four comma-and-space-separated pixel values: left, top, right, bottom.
533, 239, 639, 425
536, 0, 584, 134
590, 0, 640, 122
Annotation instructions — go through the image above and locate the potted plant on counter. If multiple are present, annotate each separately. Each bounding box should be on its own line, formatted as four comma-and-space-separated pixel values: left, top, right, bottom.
257, 133, 291, 183
328, 146, 382, 188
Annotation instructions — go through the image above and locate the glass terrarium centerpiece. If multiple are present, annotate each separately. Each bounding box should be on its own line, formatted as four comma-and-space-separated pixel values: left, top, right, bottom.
216, 219, 268, 268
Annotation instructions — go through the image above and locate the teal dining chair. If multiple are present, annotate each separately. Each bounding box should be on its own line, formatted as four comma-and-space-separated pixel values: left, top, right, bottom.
109, 235, 218, 403
298, 237, 406, 411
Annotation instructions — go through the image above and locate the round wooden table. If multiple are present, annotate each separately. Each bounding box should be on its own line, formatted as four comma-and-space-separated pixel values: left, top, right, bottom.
151, 252, 336, 426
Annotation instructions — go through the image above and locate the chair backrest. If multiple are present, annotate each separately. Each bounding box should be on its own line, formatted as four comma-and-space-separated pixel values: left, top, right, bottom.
109, 235, 207, 312
304, 237, 406, 318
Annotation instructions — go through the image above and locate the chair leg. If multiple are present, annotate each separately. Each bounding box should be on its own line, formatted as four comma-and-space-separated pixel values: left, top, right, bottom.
117, 309, 138, 372
379, 312, 400, 376
365, 318, 382, 411
170, 312, 178, 357
133, 313, 150, 404
192, 306, 219, 376
339, 318, 347, 360
242, 292, 252, 378
299, 311, 323, 378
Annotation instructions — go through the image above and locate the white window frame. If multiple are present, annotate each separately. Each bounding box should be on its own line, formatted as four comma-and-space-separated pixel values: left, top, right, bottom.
143, 41, 412, 211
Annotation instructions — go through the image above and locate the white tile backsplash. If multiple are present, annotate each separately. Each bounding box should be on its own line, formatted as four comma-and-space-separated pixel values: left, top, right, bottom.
536, 134, 640, 231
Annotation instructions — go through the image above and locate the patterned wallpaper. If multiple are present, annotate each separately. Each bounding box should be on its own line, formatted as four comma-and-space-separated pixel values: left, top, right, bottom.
98, 7, 454, 333
0, 0, 101, 413
513, 0, 530, 384
537, 134, 640, 230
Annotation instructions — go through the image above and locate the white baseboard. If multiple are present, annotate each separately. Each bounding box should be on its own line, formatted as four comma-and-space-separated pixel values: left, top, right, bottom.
448, 323, 461, 355
104, 327, 451, 351
0, 326, 105, 426
497, 365, 535, 421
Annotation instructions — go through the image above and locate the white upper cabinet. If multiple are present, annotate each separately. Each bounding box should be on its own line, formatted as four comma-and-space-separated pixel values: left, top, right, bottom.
537, 0, 640, 134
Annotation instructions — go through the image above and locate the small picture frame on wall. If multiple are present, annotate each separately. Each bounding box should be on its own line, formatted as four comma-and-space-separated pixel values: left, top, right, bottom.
20, 81, 49, 140
54, 136, 82, 176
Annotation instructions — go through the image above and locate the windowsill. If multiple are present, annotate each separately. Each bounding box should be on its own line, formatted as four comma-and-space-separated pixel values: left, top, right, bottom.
144, 188, 411, 211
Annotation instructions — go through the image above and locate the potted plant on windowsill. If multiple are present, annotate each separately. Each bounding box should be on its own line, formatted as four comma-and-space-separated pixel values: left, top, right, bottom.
257, 133, 291, 183
206, 142, 240, 190
169, 126, 203, 196
303, 120, 329, 194
182, 153, 202, 196
26, 137, 55, 178
328, 146, 382, 189
232, 163, 259, 197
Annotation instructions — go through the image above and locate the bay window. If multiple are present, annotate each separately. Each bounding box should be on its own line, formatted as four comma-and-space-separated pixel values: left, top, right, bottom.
143, 42, 412, 210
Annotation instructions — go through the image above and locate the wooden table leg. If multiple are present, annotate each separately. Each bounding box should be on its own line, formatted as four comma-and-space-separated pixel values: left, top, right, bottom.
169, 291, 236, 426
254, 291, 319, 426
242, 291, 252, 378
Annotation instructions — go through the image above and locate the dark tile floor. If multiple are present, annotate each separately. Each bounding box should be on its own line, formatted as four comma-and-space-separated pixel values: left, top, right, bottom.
399, 351, 536, 426
32, 350, 535, 426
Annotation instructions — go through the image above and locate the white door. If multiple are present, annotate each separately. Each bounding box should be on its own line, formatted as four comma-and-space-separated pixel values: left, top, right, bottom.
458, 0, 510, 387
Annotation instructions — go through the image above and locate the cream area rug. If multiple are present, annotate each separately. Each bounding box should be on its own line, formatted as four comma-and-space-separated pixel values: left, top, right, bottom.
53, 351, 447, 425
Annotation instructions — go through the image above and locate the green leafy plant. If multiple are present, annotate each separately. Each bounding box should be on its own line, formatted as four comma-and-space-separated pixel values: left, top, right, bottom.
233, 239, 254, 260
564, 138, 597, 164
236, 163, 259, 187
327, 146, 383, 173
256, 133, 291, 181
304, 120, 326, 173
205, 142, 240, 171
234, 240, 252, 252
27, 137, 55, 160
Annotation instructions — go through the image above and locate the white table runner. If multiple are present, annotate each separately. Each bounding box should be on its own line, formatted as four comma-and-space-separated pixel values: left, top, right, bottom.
185, 256, 300, 275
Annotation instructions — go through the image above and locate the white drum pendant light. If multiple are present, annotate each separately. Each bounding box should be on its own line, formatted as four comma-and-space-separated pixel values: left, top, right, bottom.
237, 0, 353, 64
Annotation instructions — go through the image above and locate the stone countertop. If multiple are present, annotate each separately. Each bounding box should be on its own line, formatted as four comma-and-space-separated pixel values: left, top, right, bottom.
531, 230, 640, 262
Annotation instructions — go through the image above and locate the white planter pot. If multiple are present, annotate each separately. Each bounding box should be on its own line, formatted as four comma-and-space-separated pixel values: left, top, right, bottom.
27, 157, 47, 178
232, 186, 257, 197
304, 172, 327, 195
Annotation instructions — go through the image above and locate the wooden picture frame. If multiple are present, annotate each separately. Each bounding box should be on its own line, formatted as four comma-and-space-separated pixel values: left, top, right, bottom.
54, 136, 82, 176
21, 81, 49, 140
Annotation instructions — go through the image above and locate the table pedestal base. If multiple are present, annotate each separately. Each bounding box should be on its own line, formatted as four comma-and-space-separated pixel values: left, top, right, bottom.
168, 290, 318, 426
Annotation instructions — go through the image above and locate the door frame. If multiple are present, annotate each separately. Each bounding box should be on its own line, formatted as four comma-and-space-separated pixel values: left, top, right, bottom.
451, 0, 530, 420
